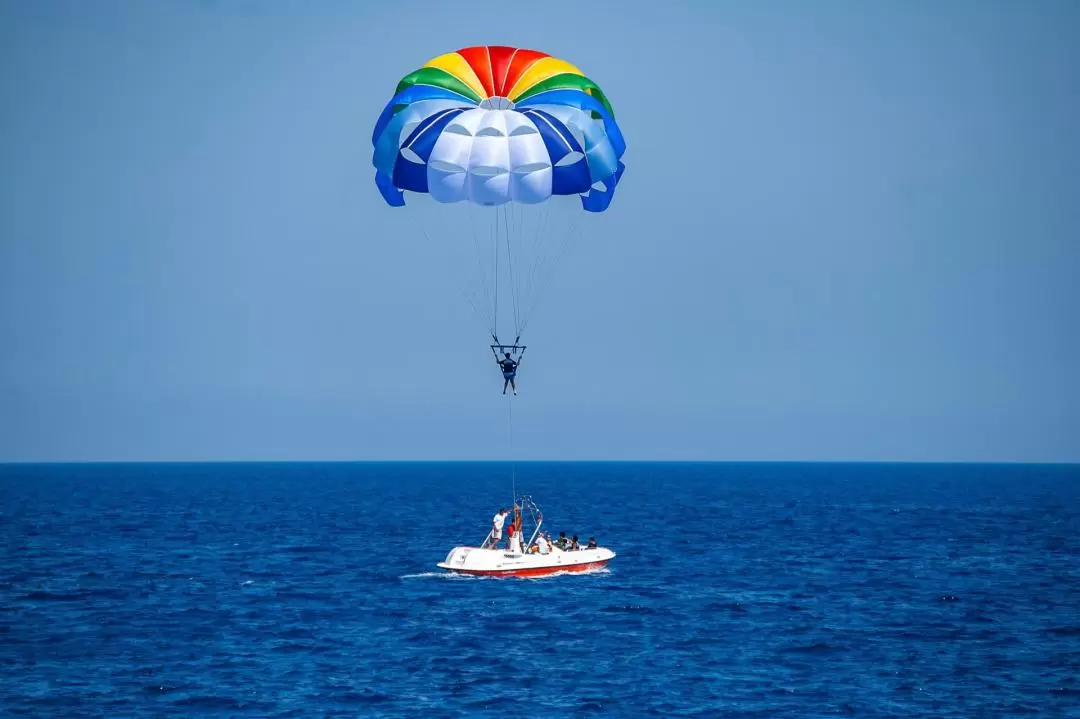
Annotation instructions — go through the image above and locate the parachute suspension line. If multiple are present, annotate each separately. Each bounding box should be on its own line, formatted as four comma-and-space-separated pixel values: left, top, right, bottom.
525, 201, 551, 329
466, 201, 496, 338
493, 204, 500, 340
518, 206, 585, 337
520, 200, 554, 328
507, 392, 516, 514
503, 202, 521, 338
508, 201, 522, 332
409, 217, 492, 334
532, 211, 583, 324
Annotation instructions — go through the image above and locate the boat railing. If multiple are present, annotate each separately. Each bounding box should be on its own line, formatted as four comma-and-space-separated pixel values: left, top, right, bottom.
479, 497, 544, 552
525, 515, 544, 551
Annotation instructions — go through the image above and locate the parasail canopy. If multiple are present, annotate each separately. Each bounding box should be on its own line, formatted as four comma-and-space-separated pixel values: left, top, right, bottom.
372, 45, 626, 213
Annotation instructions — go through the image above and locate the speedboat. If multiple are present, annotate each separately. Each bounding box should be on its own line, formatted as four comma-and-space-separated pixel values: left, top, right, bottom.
437, 497, 615, 577
438, 544, 615, 577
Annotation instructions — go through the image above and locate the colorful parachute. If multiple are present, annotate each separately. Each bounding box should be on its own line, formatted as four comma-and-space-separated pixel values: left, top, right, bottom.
371, 46, 626, 348
372, 45, 626, 213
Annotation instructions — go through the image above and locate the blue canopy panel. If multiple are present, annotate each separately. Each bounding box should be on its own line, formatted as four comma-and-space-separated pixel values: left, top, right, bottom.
581, 161, 625, 213
375, 170, 405, 207
390, 107, 467, 194
371, 85, 477, 145
518, 108, 591, 196
373, 99, 473, 178
516, 89, 626, 159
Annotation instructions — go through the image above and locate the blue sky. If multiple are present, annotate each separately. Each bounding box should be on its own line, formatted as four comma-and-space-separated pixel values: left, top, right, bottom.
1, 0, 1077, 462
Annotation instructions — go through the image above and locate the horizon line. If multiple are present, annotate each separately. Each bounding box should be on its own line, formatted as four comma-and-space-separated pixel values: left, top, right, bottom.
1, 459, 1078, 467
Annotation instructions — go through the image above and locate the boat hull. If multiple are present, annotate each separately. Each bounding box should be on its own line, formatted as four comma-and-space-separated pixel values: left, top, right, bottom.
437, 546, 614, 578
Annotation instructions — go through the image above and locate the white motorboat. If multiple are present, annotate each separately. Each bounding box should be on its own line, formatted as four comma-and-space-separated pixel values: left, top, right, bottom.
437, 497, 615, 577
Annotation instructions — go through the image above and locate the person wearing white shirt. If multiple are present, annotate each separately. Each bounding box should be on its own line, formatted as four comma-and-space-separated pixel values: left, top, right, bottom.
491, 508, 508, 549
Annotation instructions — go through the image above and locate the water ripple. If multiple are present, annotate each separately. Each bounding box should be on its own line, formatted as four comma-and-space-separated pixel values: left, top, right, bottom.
1, 461, 1078, 717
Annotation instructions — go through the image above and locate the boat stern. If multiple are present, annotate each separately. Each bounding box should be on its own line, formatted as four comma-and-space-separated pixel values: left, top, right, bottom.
436, 546, 475, 571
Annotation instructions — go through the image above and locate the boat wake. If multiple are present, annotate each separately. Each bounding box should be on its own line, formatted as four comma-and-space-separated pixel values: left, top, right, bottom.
399, 572, 477, 581
402, 566, 612, 581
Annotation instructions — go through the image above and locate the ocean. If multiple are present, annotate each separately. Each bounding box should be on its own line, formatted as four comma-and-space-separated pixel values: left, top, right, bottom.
1, 462, 1078, 717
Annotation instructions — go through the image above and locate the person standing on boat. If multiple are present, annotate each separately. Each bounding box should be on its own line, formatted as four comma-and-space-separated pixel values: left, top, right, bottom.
491, 508, 508, 549
507, 522, 523, 554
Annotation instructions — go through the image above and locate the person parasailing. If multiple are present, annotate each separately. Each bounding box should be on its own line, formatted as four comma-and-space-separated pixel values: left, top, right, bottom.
498, 352, 518, 395
491, 341, 525, 395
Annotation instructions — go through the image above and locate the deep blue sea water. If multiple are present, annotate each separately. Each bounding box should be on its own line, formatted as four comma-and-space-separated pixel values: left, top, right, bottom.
1, 462, 1079, 717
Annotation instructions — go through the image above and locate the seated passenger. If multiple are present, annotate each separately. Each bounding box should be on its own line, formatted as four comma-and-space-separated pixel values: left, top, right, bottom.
555, 531, 569, 550
587, 537, 597, 549
570, 535, 580, 551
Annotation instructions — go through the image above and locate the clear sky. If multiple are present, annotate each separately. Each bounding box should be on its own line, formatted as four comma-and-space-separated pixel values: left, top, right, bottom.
1, 0, 1077, 462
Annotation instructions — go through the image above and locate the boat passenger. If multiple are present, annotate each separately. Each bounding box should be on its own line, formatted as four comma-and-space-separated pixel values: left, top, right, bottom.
491, 508, 508, 549
543, 533, 553, 554
555, 532, 569, 550
570, 535, 580, 551
508, 523, 523, 554
587, 537, 597, 549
